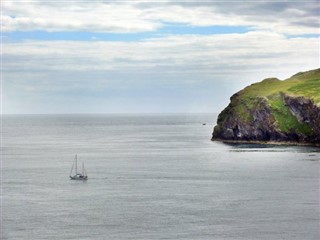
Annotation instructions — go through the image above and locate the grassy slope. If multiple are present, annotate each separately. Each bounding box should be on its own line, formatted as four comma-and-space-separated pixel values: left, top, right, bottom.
232, 68, 320, 134
239, 69, 320, 102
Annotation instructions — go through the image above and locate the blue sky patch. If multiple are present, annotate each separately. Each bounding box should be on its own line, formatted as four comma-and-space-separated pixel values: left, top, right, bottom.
286, 33, 320, 39
4, 25, 252, 42
159, 23, 251, 35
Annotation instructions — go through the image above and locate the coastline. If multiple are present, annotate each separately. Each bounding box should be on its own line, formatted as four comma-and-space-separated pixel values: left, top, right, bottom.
212, 138, 320, 148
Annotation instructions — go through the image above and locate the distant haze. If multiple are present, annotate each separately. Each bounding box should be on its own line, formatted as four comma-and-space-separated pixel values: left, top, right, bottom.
2, 1, 319, 114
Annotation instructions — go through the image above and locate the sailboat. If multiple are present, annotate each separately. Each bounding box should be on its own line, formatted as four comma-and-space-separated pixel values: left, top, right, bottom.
70, 154, 88, 180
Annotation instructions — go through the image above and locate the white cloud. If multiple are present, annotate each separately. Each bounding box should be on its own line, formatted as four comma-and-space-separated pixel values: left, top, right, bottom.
2, 2, 161, 33
2, 1, 319, 113
3, 31, 318, 75
2, 1, 319, 34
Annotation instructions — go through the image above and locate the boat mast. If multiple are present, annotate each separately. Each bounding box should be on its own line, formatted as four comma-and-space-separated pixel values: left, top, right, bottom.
69, 161, 74, 177
82, 162, 84, 176
75, 154, 77, 175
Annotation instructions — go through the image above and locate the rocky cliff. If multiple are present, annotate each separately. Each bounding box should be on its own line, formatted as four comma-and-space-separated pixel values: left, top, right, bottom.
212, 69, 320, 146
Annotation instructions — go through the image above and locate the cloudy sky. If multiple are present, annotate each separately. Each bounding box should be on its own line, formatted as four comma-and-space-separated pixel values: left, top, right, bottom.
2, 0, 319, 114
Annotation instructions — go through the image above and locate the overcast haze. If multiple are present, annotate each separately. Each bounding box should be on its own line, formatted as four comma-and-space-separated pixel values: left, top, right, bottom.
2, 0, 319, 114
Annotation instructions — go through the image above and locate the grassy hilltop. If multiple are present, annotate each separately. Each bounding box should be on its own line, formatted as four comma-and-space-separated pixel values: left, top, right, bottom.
212, 68, 320, 145
238, 69, 320, 103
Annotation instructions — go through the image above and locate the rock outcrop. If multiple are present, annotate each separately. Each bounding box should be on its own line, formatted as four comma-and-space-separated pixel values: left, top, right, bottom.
212, 69, 320, 146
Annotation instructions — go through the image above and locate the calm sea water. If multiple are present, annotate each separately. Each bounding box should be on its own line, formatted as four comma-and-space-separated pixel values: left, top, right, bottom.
2, 114, 320, 240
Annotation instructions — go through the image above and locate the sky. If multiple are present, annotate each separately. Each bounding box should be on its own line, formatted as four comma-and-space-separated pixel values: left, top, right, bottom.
1, 0, 319, 114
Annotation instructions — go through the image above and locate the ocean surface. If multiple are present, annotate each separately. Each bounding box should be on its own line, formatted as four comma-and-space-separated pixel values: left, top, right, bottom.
2, 114, 320, 240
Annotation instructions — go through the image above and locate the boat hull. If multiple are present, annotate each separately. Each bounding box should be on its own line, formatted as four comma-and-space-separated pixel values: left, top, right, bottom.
70, 175, 88, 180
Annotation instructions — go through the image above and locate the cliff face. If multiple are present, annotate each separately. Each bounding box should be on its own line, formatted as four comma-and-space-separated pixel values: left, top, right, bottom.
212, 69, 320, 145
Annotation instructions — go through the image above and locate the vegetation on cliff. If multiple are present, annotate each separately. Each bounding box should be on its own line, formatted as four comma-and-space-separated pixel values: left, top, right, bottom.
212, 68, 320, 145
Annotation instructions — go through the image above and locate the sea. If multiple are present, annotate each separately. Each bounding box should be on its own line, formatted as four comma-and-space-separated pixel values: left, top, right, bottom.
2, 114, 319, 240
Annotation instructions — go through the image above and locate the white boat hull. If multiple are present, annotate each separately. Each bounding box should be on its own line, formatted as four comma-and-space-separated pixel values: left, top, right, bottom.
70, 174, 88, 180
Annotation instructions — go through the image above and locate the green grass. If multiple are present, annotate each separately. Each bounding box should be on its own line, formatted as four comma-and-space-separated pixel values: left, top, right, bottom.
288, 78, 320, 103
230, 68, 319, 134
238, 68, 320, 104
268, 93, 313, 135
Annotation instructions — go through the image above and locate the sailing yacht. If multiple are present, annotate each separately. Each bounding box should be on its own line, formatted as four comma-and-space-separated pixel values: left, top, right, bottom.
70, 154, 88, 180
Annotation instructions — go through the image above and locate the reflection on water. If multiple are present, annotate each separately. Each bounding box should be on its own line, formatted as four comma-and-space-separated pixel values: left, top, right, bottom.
223, 142, 320, 153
